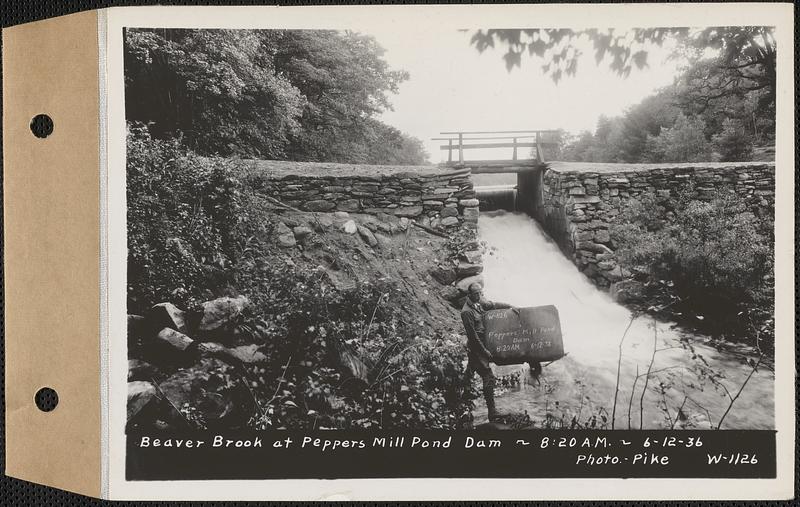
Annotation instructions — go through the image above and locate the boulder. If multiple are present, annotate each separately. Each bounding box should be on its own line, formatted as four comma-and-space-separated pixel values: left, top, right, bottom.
429, 266, 457, 286
398, 217, 410, 231
342, 220, 358, 234
456, 275, 484, 294
193, 295, 249, 333
147, 303, 187, 334
225, 344, 268, 364
459, 198, 480, 207
357, 225, 378, 247
293, 226, 313, 240
373, 232, 392, 249
311, 213, 334, 231
127, 381, 159, 421
156, 328, 195, 352
278, 234, 297, 248
276, 221, 293, 235
463, 250, 482, 264
276, 222, 296, 247
128, 359, 159, 382
334, 211, 350, 219
457, 262, 483, 277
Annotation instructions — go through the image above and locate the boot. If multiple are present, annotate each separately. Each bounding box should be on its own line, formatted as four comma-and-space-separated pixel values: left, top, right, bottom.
483, 375, 504, 422
485, 392, 500, 422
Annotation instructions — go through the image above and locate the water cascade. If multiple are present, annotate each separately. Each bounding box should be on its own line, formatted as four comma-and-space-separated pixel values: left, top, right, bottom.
474, 210, 774, 430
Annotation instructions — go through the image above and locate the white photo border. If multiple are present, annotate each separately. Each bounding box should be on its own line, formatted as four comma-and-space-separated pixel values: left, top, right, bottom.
104, 3, 795, 500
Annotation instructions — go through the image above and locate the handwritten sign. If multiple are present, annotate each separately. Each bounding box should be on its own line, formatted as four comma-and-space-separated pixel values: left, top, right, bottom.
484, 305, 564, 365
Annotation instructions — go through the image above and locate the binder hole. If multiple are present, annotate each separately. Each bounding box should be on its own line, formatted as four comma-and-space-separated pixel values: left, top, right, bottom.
30, 114, 54, 138
35, 387, 58, 412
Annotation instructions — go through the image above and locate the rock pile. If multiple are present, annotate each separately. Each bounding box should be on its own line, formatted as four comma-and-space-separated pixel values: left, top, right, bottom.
127, 295, 263, 430
269, 206, 481, 252
428, 236, 486, 309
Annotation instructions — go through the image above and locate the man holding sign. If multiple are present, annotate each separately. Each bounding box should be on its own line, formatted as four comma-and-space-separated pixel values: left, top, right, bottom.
460, 282, 520, 422
461, 282, 555, 422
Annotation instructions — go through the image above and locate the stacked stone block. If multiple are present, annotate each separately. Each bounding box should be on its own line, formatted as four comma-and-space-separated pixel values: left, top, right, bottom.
250, 162, 479, 231
539, 162, 776, 287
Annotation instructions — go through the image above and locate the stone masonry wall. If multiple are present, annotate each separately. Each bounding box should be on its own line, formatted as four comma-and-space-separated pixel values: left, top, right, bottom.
537, 161, 776, 287
245, 160, 480, 231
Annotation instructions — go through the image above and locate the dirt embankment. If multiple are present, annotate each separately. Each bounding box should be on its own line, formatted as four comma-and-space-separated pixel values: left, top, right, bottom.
127, 204, 486, 431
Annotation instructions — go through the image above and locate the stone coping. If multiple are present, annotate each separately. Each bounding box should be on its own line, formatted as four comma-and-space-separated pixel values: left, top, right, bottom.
547, 161, 775, 174
244, 159, 470, 180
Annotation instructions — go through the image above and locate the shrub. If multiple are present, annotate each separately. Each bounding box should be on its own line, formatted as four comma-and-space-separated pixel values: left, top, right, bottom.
712, 118, 754, 162
233, 260, 472, 429
611, 188, 774, 351
128, 127, 472, 428
127, 123, 248, 312
642, 114, 713, 163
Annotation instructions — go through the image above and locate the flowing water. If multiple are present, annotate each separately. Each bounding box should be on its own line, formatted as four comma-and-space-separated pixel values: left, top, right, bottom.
473, 210, 774, 430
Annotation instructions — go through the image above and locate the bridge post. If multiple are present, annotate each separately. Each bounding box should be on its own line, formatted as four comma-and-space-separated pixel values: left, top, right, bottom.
512, 137, 518, 161
447, 139, 453, 163
458, 133, 464, 164
535, 132, 543, 162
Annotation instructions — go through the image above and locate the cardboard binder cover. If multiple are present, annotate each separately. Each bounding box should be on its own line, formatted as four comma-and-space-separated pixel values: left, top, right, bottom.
3, 10, 102, 497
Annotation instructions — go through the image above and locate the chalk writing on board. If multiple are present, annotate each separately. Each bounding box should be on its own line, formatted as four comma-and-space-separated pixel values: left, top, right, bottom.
483, 305, 565, 365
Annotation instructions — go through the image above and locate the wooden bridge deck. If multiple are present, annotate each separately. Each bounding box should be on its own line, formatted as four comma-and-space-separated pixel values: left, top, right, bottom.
441, 159, 544, 173
434, 129, 558, 172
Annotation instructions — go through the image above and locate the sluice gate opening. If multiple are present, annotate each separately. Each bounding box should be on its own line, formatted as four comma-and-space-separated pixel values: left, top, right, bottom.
434, 129, 554, 215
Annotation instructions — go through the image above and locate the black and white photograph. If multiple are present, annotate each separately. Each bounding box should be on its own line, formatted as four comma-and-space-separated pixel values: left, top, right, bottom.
2, 2, 794, 501
118, 7, 786, 488
124, 23, 778, 431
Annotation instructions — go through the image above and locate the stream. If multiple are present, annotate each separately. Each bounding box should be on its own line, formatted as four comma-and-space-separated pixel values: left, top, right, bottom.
472, 210, 774, 430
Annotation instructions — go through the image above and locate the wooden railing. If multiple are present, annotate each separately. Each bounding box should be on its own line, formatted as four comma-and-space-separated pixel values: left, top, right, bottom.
433, 130, 560, 165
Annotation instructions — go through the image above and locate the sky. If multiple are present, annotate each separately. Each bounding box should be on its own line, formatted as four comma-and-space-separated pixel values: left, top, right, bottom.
366, 28, 682, 164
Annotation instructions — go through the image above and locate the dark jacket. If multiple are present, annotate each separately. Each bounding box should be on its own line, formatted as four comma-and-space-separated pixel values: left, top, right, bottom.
460, 298, 511, 358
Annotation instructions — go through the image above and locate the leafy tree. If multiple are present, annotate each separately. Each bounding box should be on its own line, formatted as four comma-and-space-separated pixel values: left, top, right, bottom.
712, 118, 754, 162
470, 27, 776, 109
125, 29, 305, 158
269, 30, 413, 162
642, 114, 713, 163
125, 28, 428, 164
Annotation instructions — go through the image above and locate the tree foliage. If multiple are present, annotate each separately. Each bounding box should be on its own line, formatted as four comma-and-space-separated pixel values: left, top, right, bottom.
125, 28, 427, 164
611, 189, 774, 351
470, 27, 775, 107
473, 27, 776, 163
